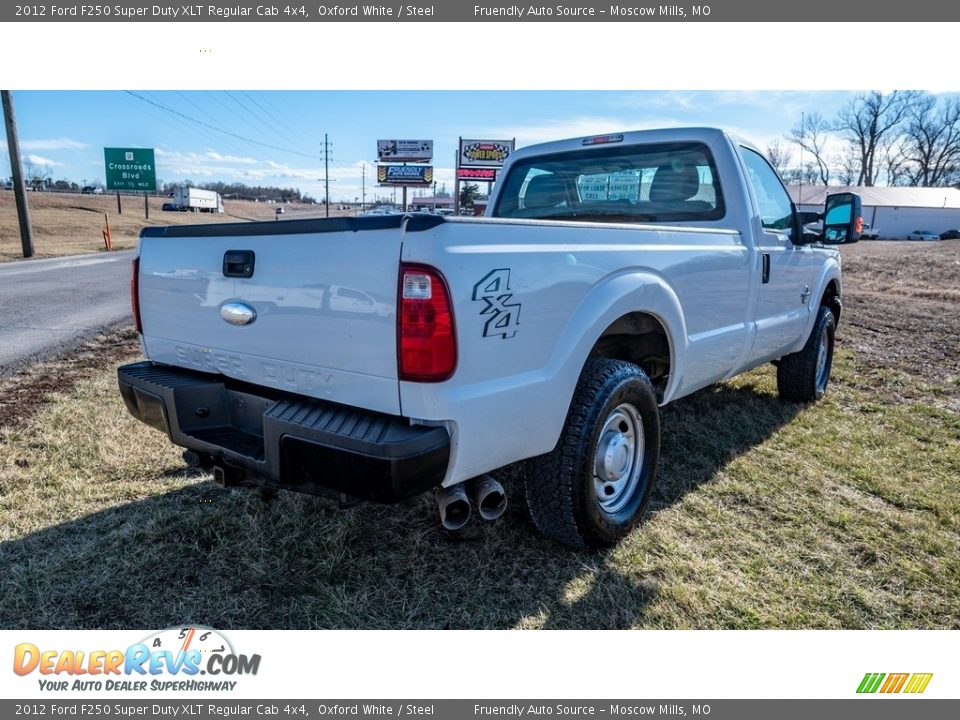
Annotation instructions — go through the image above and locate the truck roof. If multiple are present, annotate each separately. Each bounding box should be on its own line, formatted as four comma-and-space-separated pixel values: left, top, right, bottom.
506, 127, 753, 164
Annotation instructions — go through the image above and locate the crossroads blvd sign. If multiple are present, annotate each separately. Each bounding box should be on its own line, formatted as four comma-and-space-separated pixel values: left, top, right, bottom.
104, 147, 157, 191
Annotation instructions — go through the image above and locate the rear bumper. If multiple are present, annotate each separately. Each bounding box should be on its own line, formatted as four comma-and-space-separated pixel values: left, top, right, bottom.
117, 361, 450, 502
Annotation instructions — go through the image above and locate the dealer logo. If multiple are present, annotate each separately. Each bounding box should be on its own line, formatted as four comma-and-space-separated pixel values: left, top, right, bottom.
857, 672, 933, 694
13, 626, 260, 693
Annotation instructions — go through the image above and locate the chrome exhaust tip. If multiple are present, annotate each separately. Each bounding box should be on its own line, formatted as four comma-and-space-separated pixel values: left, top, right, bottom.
437, 483, 472, 531
473, 475, 507, 521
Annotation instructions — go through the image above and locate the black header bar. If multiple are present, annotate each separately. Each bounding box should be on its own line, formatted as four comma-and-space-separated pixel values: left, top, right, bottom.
4, 1, 958, 22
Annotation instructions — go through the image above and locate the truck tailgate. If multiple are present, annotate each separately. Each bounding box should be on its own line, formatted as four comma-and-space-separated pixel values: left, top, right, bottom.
137, 216, 421, 416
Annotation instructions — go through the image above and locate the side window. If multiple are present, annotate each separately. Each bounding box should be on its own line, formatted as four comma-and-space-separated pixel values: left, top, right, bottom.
741, 147, 794, 239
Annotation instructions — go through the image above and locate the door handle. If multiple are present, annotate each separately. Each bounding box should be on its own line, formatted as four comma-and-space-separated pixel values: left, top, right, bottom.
762, 253, 770, 284
223, 250, 255, 278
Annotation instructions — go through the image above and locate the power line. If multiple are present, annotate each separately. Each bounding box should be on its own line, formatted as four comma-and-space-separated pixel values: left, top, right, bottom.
124, 90, 322, 160
176, 91, 225, 127
243, 91, 322, 153
202, 90, 316, 161
223, 91, 289, 145
171, 91, 273, 161
246, 91, 333, 160
120, 93, 306, 199
149, 92, 263, 163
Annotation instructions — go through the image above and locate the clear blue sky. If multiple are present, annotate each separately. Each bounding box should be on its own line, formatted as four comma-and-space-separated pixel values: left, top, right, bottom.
0, 90, 892, 202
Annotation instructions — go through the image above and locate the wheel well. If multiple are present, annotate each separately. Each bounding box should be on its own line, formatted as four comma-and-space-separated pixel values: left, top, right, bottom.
588, 312, 671, 399
821, 280, 841, 325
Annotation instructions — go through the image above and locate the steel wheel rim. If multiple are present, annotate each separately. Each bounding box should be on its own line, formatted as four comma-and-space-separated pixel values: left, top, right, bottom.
815, 325, 830, 392
593, 403, 645, 514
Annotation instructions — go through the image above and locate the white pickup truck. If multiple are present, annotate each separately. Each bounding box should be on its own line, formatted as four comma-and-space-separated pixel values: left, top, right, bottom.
118, 128, 862, 548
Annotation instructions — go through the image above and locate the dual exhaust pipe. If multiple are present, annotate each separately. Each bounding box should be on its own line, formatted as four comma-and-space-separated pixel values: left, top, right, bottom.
437, 475, 507, 531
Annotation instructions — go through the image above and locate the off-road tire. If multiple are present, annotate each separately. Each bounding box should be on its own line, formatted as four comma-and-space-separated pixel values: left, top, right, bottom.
777, 305, 836, 403
524, 358, 660, 549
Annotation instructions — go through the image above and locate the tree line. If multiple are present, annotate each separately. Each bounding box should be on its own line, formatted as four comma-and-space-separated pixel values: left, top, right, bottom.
767, 91, 960, 188
6, 169, 315, 204
160, 180, 316, 204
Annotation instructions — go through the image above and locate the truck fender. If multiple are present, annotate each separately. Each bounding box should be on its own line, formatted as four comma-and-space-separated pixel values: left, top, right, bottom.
546, 270, 687, 415
786, 257, 842, 355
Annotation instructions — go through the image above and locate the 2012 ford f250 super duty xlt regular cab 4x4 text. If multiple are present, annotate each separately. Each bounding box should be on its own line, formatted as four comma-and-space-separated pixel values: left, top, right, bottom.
118, 128, 862, 548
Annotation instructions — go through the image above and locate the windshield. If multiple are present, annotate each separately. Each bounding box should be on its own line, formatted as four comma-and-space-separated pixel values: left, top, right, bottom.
492, 141, 725, 223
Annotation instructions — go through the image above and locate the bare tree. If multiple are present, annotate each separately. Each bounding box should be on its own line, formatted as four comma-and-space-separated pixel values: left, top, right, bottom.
23, 161, 51, 190
836, 142, 860, 186
834, 91, 918, 186
901, 93, 960, 187
788, 112, 832, 185
766, 140, 793, 178
879, 137, 911, 186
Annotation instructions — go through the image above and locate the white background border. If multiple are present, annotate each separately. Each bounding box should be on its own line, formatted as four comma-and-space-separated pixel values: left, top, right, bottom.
1, 22, 957, 92
1, 18, 956, 702
3, 629, 955, 698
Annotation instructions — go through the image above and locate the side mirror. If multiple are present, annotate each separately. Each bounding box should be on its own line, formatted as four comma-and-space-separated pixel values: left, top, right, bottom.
822, 192, 862, 244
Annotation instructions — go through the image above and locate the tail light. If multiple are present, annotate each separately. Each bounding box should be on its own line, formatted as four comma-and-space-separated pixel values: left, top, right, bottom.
398, 264, 456, 382
131, 257, 142, 334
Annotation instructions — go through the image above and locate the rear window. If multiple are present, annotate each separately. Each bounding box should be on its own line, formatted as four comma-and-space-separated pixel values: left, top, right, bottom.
492, 141, 725, 223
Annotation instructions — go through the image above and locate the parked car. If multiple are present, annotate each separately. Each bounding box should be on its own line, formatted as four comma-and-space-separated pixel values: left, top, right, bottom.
907, 230, 940, 241
161, 203, 180, 212
119, 127, 860, 549
939, 229, 960, 240
860, 222, 880, 240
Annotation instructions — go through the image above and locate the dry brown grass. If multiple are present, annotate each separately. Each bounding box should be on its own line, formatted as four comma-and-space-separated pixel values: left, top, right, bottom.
839, 240, 960, 406
0, 241, 957, 630
0, 191, 353, 262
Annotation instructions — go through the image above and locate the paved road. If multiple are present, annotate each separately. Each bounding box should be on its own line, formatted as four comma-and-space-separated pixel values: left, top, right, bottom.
0, 250, 135, 373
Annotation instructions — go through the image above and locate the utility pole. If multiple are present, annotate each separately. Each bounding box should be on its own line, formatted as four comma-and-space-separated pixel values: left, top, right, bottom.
361, 162, 366, 212
2, 90, 34, 258
324, 132, 330, 218
454, 144, 460, 215
798, 112, 805, 206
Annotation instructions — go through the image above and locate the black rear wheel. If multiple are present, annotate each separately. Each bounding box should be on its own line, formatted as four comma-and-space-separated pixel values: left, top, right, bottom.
524, 358, 661, 549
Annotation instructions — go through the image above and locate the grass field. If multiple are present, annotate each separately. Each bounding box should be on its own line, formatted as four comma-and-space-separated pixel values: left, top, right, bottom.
0, 191, 349, 262
0, 241, 957, 629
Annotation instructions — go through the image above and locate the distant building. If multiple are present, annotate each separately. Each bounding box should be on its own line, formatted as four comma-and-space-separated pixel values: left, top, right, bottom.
410, 196, 454, 212
788, 185, 960, 239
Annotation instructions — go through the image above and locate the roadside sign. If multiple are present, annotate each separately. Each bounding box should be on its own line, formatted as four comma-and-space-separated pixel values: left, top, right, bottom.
378, 165, 433, 186
103, 147, 157, 191
458, 167, 498, 181
459, 139, 514, 167
377, 140, 433, 163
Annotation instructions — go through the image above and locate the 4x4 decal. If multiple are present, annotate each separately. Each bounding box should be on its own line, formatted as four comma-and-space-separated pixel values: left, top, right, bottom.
472, 269, 521, 339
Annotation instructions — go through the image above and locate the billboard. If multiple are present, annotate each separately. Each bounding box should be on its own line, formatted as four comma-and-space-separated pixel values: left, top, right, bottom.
103, 147, 157, 191
377, 139, 433, 163
459, 139, 515, 167
378, 165, 434, 186
457, 167, 498, 181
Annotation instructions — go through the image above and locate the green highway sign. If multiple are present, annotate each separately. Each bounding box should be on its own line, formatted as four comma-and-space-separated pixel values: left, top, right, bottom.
104, 147, 156, 191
